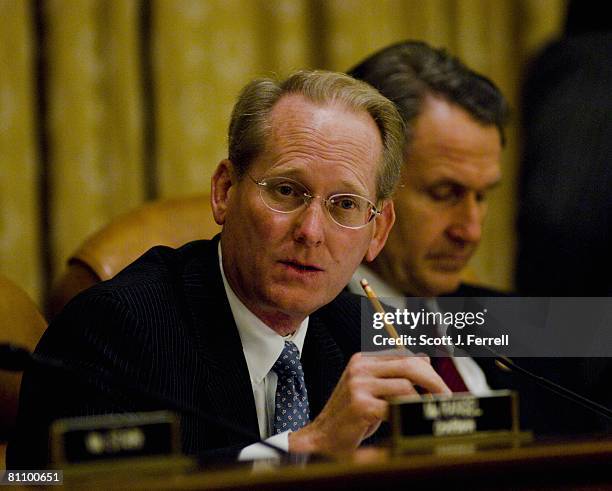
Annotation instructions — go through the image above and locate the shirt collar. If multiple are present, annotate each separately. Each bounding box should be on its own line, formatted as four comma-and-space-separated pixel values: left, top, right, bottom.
218, 243, 308, 384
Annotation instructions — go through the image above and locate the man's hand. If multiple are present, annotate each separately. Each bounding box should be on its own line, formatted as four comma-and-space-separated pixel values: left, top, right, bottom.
288, 352, 450, 455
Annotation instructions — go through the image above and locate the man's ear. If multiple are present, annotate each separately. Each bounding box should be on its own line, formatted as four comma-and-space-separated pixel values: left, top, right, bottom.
364, 200, 395, 262
210, 159, 236, 225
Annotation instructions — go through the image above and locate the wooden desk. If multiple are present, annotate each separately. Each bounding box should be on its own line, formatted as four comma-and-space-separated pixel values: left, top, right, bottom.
61, 437, 612, 490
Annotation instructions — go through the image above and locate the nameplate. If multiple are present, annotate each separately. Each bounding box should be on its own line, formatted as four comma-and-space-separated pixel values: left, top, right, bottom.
390, 390, 527, 453
50, 411, 179, 464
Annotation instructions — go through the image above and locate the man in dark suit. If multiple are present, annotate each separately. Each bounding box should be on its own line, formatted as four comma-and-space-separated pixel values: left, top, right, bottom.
346, 41, 508, 399
347, 42, 611, 436
517, 2, 612, 296
348, 41, 508, 300
8, 70, 451, 468
515, 5, 612, 432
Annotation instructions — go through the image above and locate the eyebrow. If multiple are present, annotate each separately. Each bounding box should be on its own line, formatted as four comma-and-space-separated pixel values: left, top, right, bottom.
333, 179, 370, 197
429, 176, 502, 191
485, 179, 502, 191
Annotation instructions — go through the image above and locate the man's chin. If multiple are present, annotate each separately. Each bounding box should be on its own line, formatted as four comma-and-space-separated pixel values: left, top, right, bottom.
265, 289, 328, 318
411, 270, 462, 297
430, 276, 462, 296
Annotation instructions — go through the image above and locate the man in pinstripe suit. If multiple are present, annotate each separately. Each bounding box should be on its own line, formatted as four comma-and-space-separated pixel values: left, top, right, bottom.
9, 70, 450, 468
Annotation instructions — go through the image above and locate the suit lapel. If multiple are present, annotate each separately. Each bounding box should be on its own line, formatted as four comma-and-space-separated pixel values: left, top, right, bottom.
301, 291, 367, 418
181, 238, 260, 444
302, 313, 347, 419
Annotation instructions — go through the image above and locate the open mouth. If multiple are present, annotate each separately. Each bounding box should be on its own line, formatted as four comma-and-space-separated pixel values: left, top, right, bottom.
280, 261, 323, 273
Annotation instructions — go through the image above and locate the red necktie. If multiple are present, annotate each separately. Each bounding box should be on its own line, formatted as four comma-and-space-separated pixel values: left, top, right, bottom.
419, 298, 469, 393
432, 355, 469, 393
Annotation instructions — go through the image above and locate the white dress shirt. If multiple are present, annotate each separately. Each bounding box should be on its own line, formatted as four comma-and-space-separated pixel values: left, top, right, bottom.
348, 264, 491, 395
218, 245, 308, 459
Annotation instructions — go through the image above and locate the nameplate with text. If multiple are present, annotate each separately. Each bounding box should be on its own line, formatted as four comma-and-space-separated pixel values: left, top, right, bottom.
50, 411, 180, 464
390, 390, 527, 452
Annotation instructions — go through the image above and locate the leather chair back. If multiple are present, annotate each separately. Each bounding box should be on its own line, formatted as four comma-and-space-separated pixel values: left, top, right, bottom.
47, 194, 220, 319
0, 274, 47, 465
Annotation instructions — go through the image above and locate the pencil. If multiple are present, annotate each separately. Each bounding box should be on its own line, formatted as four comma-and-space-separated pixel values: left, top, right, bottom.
360, 278, 404, 350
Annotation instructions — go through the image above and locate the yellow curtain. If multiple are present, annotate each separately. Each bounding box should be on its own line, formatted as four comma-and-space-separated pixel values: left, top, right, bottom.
153, 0, 314, 198
0, 0, 41, 300
44, 0, 145, 279
0, 0, 567, 305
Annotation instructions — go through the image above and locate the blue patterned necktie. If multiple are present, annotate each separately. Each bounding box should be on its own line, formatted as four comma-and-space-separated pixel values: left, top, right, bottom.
271, 341, 310, 434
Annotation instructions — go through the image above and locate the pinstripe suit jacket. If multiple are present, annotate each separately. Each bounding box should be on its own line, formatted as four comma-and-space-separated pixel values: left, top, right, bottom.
8, 237, 367, 468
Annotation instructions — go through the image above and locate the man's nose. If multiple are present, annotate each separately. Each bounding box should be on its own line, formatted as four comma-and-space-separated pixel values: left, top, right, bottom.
293, 200, 325, 247
447, 195, 483, 244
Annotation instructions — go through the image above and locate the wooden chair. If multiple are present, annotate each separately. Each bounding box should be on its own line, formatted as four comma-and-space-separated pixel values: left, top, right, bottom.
47, 194, 220, 319
0, 274, 47, 466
